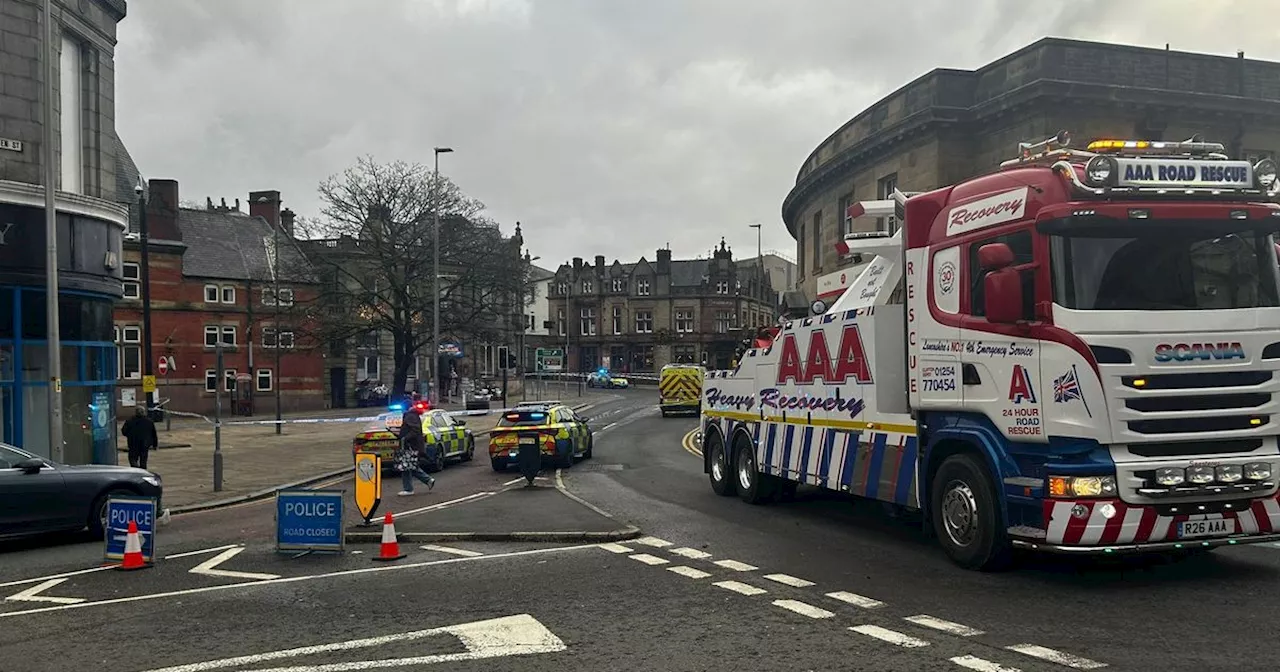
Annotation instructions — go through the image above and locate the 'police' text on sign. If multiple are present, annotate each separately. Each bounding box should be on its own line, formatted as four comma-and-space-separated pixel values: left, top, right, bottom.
276, 489, 345, 552
104, 496, 157, 562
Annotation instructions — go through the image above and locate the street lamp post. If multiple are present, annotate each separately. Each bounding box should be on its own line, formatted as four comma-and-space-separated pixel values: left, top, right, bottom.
272, 202, 282, 435
41, 0, 63, 461
135, 178, 154, 417
431, 147, 453, 405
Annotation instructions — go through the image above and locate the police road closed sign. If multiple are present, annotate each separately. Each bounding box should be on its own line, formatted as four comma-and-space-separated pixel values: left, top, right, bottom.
276, 489, 345, 552
104, 496, 157, 562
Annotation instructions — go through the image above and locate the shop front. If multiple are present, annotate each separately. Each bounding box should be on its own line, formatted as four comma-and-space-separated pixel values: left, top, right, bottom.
0, 182, 127, 464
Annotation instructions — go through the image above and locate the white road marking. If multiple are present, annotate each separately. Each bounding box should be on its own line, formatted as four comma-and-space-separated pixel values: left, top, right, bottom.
596, 543, 633, 554
825, 591, 885, 609
189, 547, 281, 581
502, 477, 527, 486
5, 578, 84, 605
629, 553, 669, 566
0, 544, 599, 619
763, 573, 814, 588
713, 580, 767, 596
950, 655, 1023, 672
849, 624, 931, 648
421, 545, 483, 558
712, 559, 757, 572
667, 566, 711, 579
905, 615, 985, 637
669, 547, 712, 560
0, 565, 115, 588
601, 422, 617, 432
772, 599, 834, 619
164, 544, 243, 560
137, 613, 565, 672
634, 536, 674, 548
1006, 645, 1108, 669
395, 491, 494, 518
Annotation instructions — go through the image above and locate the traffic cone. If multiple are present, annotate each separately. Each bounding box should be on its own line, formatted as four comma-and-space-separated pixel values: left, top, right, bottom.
373, 512, 406, 561
118, 520, 152, 571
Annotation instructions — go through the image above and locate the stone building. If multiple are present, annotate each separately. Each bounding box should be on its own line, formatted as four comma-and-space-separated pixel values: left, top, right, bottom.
0, 0, 130, 462
549, 240, 776, 373
782, 37, 1280, 302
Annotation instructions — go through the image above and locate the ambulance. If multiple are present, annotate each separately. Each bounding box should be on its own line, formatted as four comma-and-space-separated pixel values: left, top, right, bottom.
660, 363, 705, 417
699, 131, 1280, 570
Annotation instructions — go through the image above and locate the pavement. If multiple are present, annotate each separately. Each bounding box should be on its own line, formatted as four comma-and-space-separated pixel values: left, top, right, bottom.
142, 389, 617, 511
6, 386, 1280, 670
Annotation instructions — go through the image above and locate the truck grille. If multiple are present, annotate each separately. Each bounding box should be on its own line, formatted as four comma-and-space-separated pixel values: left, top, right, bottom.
1119, 371, 1274, 439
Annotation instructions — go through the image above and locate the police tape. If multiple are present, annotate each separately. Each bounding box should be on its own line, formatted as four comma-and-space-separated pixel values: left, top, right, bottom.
145, 402, 584, 427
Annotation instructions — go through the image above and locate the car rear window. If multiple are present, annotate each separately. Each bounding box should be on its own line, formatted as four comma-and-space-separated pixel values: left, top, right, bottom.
497, 409, 554, 427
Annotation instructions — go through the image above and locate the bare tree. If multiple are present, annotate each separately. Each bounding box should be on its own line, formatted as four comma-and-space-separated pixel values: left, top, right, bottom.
294, 156, 526, 400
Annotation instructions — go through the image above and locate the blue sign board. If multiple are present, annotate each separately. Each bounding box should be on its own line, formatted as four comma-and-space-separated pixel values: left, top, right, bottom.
104, 496, 157, 562
276, 489, 345, 552
439, 340, 464, 358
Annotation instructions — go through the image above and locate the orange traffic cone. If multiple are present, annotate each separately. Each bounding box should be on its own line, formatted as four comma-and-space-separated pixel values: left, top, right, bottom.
373, 512, 406, 561
118, 520, 152, 571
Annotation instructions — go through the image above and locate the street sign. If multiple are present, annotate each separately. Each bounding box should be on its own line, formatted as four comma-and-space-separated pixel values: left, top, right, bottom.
353, 452, 381, 523
439, 340, 464, 358
276, 489, 345, 552
536, 348, 564, 372
157, 357, 168, 375
104, 496, 157, 562
142, 375, 157, 393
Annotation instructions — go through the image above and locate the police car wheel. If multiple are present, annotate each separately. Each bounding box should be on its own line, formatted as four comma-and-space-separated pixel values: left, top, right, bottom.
930, 454, 1011, 571
583, 434, 593, 459
707, 434, 734, 496
461, 437, 474, 462
90, 487, 133, 537
491, 458, 505, 472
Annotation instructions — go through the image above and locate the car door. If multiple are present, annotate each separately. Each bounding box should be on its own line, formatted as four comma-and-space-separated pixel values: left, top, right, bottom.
433, 413, 464, 457
0, 445, 73, 535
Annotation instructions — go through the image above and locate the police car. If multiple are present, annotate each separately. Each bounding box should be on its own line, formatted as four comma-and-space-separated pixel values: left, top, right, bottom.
587, 369, 630, 389
488, 401, 593, 471
351, 401, 476, 472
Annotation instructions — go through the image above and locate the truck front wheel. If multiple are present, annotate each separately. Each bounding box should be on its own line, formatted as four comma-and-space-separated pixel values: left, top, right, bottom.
930, 453, 1011, 571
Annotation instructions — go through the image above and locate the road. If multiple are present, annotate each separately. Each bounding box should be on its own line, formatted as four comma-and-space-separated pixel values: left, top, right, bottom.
2, 387, 1278, 671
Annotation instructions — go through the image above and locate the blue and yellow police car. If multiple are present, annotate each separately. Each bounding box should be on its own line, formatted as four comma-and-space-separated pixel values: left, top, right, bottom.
488, 401, 593, 471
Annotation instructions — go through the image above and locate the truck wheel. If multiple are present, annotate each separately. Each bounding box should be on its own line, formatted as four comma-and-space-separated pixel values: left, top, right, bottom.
735, 440, 774, 505
930, 453, 1011, 571
707, 434, 735, 497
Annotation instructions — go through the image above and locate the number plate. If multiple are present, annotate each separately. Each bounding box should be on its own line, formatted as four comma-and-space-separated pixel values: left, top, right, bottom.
386, 417, 402, 429
1178, 518, 1235, 539
519, 437, 537, 445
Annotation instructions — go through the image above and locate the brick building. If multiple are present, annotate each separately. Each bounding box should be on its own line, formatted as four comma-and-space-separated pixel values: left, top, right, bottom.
113, 180, 325, 416
782, 37, 1280, 301
549, 240, 776, 373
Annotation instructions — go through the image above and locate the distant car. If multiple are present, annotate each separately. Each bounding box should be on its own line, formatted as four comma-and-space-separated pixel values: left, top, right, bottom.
587, 371, 629, 389
351, 404, 476, 472
488, 402, 593, 470
0, 443, 163, 539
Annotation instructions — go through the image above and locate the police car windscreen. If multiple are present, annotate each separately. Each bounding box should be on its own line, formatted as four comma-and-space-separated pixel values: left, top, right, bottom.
1047, 225, 1280, 311
498, 410, 551, 427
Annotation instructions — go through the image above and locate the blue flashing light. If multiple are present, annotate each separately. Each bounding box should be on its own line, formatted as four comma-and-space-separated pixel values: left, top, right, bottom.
529, 412, 546, 420
598, 368, 607, 375
389, 403, 405, 412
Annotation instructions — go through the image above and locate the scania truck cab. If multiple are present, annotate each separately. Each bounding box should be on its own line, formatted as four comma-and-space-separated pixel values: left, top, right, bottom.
700, 131, 1280, 569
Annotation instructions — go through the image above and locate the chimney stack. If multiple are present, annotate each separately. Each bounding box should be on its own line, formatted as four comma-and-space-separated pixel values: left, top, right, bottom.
656, 248, 672, 275
595, 255, 605, 274
573, 257, 583, 274
281, 208, 296, 238
249, 190, 282, 231
147, 179, 182, 241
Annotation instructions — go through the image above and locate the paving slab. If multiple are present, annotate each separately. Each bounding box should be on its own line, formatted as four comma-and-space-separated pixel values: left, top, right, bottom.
346, 480, 640, 543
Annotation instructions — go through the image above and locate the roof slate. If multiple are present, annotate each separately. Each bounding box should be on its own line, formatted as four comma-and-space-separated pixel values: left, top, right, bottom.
177, 208, 317, 283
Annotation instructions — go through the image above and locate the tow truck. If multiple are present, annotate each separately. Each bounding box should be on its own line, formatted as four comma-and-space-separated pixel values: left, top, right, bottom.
700, 131, 1280, 570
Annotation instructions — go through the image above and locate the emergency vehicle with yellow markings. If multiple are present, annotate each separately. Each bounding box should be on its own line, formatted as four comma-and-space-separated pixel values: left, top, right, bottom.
352, 401, 476, 472
700, 131, 1280, 570
659, 364, 705, 417
488, 401, 594, 471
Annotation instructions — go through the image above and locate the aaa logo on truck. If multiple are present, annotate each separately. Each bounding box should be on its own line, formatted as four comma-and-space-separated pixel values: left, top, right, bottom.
1154, 341, 1245, 362
1008, 364, 1037, 404
775, 324, 873, 385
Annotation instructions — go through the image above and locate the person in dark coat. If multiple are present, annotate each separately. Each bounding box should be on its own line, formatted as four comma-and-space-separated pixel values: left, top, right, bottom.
121, 407, 158, 470
395, 402, 435, 496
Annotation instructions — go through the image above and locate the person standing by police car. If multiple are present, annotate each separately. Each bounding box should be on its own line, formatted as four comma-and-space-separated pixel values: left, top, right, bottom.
396, 399, 435, 496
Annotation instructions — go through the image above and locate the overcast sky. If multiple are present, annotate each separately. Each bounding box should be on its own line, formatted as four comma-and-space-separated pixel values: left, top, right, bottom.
115, 0, 1280, 271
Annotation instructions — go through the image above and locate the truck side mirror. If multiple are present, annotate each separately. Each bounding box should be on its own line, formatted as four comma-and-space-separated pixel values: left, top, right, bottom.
979, 243, 1022, 324
977, 242, 1014, 271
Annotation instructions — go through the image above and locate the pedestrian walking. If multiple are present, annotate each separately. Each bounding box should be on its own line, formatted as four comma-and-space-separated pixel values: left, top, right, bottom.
121, 406, 158, 470
396, 401, 435, 496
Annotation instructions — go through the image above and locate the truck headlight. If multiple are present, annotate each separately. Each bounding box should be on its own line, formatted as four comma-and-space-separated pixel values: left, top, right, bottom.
1245, 462, 1273, 481
1187, 466, 1216, 484
1155, 468, 1185, 486
1216, 465, 1244, 483
1048, 475, 1117, 498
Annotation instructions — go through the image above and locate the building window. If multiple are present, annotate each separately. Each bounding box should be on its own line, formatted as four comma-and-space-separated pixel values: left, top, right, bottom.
715, 311, 731, 333
205, 369, 237, 392
262, 287, 294, 306
205, 369, 217, 392
204, 326, 218, 347
122, 263, 140, 300
557, 309, 566, 336
256, 368, 273, 392
206, 325, 236, 347
631, 345, 655, 372
117, 325, 141, 379
611, 306, 623, 335
611, 278, 624, 292
878, 173, 899, 235
637, 278, 651, 296
222, 326, 237, 346
716, 281, 728, 295
811, 210, 822, 272
673, 344, 697, 364
635, 310, 654, 334
581, 280, 592, 294
580, 308, 596, 336
675, 310, 694, 333
204, 285, 220, 303
220, 286, 236, 304
358, 355, 379, 381
263, 327, 294, 349
838, 191, 854, 237
556, 281, 568, 296
59, 34, 83, 194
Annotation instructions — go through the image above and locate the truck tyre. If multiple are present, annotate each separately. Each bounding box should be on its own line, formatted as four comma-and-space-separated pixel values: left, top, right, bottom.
734, 439, 775, 505
707, 433, 735, 497
930, 453, 1011, 571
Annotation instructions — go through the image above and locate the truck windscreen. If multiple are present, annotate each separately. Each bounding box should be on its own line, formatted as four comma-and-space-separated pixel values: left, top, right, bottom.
1046, 222, 1280, 311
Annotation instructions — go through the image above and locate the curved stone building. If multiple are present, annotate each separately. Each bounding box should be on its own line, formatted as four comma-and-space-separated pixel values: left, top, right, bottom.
782, 37, 1280, 303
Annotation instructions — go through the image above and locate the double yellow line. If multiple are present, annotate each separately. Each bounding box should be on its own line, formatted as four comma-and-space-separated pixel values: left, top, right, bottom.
681, 429, 703, 459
